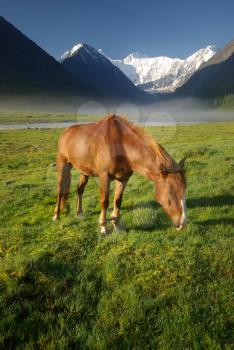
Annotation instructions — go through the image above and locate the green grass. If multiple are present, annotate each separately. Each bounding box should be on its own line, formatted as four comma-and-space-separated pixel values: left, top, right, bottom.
0, 122, 234, 349
0, 110, 100, 124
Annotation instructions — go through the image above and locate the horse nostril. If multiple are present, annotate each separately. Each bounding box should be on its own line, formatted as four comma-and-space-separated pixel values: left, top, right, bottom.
175, 221, 187, 230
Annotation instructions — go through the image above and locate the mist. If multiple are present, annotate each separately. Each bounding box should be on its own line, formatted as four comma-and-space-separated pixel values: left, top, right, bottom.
0, 95, 234, 126
76, 97, 234, 125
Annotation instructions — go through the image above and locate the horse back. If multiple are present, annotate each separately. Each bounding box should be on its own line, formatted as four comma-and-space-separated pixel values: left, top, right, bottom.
57, 115, 134, 178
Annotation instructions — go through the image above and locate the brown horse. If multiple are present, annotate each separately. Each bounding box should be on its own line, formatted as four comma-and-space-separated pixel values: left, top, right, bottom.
53, 114, 187, 234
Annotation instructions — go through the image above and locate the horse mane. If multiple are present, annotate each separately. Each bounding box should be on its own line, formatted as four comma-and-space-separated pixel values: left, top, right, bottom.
102, 114, 177, 168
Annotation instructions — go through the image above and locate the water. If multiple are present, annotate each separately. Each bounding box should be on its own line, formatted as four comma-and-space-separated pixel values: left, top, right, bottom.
0, 114, 233, 129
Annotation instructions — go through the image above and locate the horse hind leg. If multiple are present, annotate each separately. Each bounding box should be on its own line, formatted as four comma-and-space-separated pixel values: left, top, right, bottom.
53, 155, 72, 221
99, 172, 111, 235
76, 174, 89, 216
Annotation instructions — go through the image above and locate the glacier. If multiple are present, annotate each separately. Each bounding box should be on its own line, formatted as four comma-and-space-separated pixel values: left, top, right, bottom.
110, 46, 217, 93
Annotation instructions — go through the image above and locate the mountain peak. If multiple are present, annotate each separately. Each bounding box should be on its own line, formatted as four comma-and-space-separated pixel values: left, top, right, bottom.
175, 39, 234, 99
61, 42, 104, 61
186, 45, 216, 61
60, 42, 218, 94
200, 39, 234, 68
124, 52, 148, 61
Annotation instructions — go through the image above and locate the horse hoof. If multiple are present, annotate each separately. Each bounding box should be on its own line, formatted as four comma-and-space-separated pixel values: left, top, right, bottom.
100, 226, 108, 235
77, 212, 84, 219
53, 214, 58, 221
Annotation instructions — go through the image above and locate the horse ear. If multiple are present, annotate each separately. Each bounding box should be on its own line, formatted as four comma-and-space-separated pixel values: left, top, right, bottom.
159, 163, 168, 174
178, 158, 186, 169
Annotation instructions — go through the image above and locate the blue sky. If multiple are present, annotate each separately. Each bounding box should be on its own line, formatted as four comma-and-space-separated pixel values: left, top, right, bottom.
1, 0, 233, 60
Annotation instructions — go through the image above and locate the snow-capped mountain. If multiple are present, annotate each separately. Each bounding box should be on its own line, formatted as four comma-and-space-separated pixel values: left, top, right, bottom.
61, 43, 108, 62
108, 46, 217, 93
60, 43, 154, 102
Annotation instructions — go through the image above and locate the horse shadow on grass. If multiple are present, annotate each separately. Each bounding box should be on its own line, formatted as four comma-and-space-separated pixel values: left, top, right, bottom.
87, 201, 169, 232
187, 195, 234, 208
122, 200, 171, 231
195, 217, 234, 226
129, 195, 234, 210
123, 195, 234, 230
69, 195, 234, 232
187, 195, 234, 227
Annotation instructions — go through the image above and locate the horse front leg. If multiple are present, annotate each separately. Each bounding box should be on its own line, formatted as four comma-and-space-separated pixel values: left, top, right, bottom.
111, 178, 129, 230
99, 173, 110, 235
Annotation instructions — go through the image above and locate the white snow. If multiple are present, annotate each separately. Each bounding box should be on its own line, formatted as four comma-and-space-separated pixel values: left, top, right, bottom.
61, 43, 107, 62
61, 43, 84, 60
70, 43, 84, 56
110, 45, 217, 92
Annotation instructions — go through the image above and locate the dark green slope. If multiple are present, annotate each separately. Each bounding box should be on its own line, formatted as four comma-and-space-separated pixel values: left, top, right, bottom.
0, 16, 96, 99
176, 39, 234, 100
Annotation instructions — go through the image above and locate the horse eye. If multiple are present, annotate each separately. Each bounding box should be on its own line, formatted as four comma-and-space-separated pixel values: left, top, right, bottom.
169, 186, 174, 196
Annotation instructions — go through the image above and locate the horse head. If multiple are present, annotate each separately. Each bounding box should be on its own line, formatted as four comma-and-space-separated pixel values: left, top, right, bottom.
155, 158, 187, 230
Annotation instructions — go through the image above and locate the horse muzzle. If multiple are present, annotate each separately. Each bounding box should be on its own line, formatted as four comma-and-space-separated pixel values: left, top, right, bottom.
172, 215, 187, 230
175, 221, 187, 230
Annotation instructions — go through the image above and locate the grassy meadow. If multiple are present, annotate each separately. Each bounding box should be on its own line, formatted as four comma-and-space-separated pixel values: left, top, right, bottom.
0, 110, 100, 124
0, 122, 234, 349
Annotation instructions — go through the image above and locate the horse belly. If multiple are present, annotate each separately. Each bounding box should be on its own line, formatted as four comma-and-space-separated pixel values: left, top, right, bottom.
112, 170, 132, 180
75, 165, 98, 177
109, 160, 133, 180
67, 144, 98, 176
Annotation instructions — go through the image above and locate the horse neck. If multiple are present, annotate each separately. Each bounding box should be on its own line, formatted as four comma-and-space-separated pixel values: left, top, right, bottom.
130, 140, 175, 180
